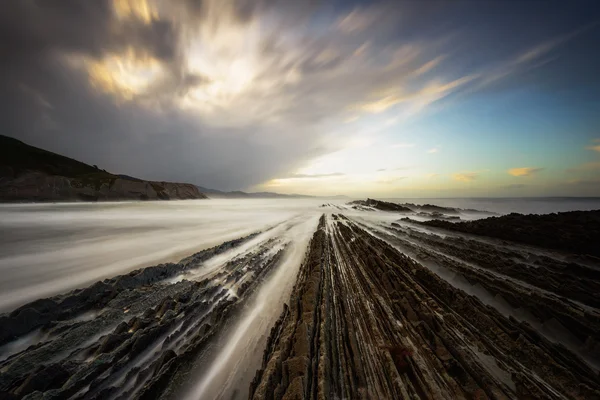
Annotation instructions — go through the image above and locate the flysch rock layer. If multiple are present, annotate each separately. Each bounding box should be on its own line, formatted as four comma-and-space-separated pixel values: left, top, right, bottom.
2, 211, 599, 400
249, 214, 600, 400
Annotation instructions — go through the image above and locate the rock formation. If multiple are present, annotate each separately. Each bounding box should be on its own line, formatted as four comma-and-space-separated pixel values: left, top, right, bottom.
250, 214, 600, 400
405, 210, 600, 257
347, 198, 413, 212
0, 135, 207, 202
1, 209, 599, 399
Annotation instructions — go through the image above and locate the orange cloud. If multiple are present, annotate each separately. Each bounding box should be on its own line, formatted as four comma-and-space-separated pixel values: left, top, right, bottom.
508, 167, 543, 177
359, 95, 402, 113
452, 172, 478, 182
85, 47, 163, 100
112, 0, 158, 24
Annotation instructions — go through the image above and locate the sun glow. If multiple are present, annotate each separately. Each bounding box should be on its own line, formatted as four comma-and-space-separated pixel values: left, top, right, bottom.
86, 48, 163, 99
112, 0, 158, 24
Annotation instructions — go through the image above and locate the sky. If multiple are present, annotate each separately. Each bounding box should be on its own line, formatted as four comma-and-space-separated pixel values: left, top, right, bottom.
1, 0, 600, 197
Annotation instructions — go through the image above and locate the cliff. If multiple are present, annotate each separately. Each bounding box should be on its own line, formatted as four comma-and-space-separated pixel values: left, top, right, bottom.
0, 135, 207, 202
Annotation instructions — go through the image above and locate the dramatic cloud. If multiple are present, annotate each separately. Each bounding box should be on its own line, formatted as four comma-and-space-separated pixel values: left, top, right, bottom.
452, 172, 478, 182
0, 1, 594, 193
508, 167, 544, 177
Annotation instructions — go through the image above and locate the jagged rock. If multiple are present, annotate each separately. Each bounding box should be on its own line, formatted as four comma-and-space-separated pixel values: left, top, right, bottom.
2, 211, 599, 400
410, 210, 600, 257
13, 364, 70, 397
347, 198, 413, 212
249, 214, 600, 400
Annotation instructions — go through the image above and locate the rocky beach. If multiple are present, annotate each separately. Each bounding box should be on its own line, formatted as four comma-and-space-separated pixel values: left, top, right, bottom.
1, 199, 599, 399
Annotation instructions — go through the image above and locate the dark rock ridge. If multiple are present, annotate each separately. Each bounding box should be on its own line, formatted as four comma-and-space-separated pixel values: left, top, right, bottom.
404, 209, 600, 257
0, 135, 207, 202
1, 208, 599, 399
249, 214, 600, 399
416, 211, 461, 220
346, 199, 495, 217
402, 202, 461, 214
0, 231, 284, 399
400, 202, 496, 215
348, 198, 413, 212
0, 234, 257, 347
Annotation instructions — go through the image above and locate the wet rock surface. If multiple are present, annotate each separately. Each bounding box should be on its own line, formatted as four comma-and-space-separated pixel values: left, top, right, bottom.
406, 210, 600, 257
0, 230, 286, 399
250, 214, 600, 400
348, 199, 413, 212
1, 207, 599, 400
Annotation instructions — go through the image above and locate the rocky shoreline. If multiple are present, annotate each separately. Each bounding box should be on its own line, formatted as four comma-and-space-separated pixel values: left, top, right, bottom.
250, 214, 600, 399
403, 210, 600, 258
1, 205, 599, 399
0, 135, 207, 202
0, 172, 207, 202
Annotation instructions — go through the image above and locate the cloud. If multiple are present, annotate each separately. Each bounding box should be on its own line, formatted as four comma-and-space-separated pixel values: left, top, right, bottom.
0, 1, 584, 191
376, 168, 387, 172
508, 167, 544, 177
426, 148, 439, 154
452, 172, 478, 182
359, 95, 402, 113
2, 0, 478, 191
413, 56, 445, 76
426, 173, 440, 179
587, 145, 600, 152
392, 143, 415, 148
474, 24, 597, 91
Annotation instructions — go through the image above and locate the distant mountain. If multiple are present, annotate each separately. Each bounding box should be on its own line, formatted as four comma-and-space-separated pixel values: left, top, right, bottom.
0, 135, 207, 202
196, 186, 348, 199
196, 186, 311, 199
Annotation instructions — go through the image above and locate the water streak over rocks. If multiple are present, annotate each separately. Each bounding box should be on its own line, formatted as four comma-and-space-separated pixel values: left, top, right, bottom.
1, 207, 599, 400
0, 231, 283, 399
249, 214, 600, 400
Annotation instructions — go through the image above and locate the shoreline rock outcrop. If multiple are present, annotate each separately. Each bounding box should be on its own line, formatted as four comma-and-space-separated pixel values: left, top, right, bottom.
249, 214, 600, 400
1, 208, 599, 399
404, 209, 600, 257
0, 135, 207, 202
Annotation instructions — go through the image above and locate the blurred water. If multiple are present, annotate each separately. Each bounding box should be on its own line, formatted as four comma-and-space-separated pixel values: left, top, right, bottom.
1, 197, 598, 313
0, 199, 331, 312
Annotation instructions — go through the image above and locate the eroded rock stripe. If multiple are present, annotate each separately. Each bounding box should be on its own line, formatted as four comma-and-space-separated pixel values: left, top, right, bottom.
249, 214, 600, 400
0, 232, 284, 399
